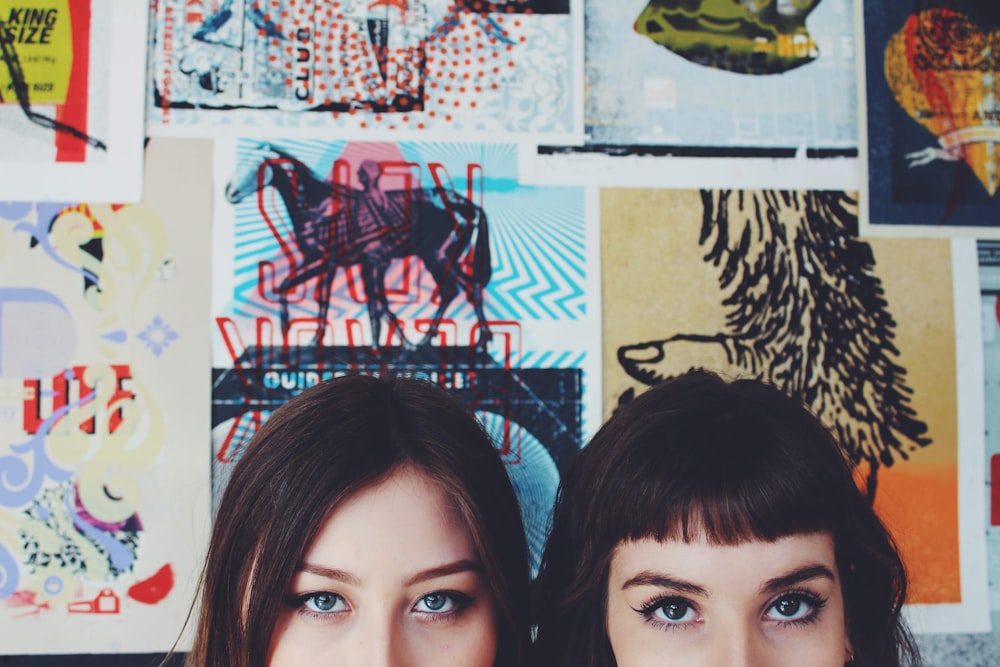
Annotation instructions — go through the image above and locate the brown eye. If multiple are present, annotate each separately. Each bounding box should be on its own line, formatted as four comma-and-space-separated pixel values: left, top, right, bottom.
643, 598, 698, 624
764, 592, 826, 623
773, 598, 802, 617
660, 602, 690, 620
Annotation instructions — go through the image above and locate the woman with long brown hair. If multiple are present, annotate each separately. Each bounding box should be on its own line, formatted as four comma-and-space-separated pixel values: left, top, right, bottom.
185, 374, 530, 667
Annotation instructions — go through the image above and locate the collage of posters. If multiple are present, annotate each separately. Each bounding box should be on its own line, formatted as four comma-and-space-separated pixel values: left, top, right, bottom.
0, 0, 998, 658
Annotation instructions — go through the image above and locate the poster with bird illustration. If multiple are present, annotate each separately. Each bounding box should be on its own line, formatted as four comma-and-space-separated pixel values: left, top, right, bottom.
860, 1, 1000, 236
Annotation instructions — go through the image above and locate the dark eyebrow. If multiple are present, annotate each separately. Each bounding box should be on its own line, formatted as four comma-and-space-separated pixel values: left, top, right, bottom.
405, 559, 483, 587
621, 572, 708, 597
299, 564, 362, 586
760, 564, 837, 594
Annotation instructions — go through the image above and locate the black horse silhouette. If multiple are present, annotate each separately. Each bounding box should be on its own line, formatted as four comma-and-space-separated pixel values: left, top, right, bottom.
224, 144, 493, 349
618, 190, 931, 499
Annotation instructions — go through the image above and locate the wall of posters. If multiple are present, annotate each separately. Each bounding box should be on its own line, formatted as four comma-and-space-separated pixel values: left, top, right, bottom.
601, 187, 988, 634
0, 139, 211, 654
0, 0, 147, 202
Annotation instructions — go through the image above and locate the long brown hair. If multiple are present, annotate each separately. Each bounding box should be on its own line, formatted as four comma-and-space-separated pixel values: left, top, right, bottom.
532, 370, 920, 667
184, 374, 530, 667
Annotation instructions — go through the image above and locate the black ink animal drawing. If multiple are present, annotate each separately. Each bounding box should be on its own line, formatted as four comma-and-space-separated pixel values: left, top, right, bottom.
224, 144, 493, 350
618, 190, 930, 498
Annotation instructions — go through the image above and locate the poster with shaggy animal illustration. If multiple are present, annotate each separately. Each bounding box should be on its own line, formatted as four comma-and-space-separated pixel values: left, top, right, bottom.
602, 188, 988, 634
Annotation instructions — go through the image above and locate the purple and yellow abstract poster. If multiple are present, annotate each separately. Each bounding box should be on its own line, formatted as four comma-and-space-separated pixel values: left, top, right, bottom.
0, 140, 211, 653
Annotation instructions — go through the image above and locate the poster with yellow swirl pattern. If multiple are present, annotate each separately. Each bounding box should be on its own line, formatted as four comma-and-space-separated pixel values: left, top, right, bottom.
0, 139, 211, 653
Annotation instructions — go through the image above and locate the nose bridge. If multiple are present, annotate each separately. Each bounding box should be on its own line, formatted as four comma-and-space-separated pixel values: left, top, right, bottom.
358, 604, 406, 667
716, 615, 765, 667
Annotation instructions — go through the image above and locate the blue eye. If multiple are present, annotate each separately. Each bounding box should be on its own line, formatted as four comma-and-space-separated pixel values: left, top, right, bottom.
301, 592, 348, 614
412, 591, 473, 616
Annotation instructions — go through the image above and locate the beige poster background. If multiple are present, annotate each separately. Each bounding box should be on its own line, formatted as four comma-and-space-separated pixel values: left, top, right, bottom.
601, 187, 981, 632
0, 138, 211, 653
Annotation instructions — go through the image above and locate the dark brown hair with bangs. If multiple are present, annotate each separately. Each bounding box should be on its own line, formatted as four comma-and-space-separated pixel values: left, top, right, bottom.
531, 369, 919, 667
181, 374, 529, 667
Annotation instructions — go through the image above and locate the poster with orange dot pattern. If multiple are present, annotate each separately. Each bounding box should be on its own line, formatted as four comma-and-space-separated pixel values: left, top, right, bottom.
148, 0, 582, 142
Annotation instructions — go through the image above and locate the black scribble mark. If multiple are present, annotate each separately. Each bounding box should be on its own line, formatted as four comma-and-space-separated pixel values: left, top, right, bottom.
617, 191, 931, 499
0, 18, 107, 151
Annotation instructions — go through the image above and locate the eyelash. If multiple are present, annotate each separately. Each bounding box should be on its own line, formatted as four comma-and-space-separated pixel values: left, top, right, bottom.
633, 589, 830, 631
288, 590, 475, 623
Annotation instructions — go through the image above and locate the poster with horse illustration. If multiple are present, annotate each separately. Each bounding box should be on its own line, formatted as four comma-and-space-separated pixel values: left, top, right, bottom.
859, 1, 1000, 236
212, 138, 600, 574
148, 0, 583, 143
0, 139, 212, 653
601, 188, 987, 634
0, 0, 147, 203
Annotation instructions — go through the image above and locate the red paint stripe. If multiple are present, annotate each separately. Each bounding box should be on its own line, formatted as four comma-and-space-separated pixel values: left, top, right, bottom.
992, 454, 1000, 526
55, 0, 91, 163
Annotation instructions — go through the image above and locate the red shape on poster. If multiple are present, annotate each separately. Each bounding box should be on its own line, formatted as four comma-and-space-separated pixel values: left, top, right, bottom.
56, 0, 90, 162
128, 564, 174, 605
68, 588, 120, 614
992, 454, 1000, 527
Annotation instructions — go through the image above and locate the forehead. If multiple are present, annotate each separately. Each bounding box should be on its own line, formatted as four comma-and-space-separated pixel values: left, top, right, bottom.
609, 532, 839, 589
303, 467, 477, 572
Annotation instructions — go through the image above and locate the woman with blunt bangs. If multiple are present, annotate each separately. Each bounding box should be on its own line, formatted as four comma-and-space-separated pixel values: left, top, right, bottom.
184, 374, 530, 667
532, 370, 920, 667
